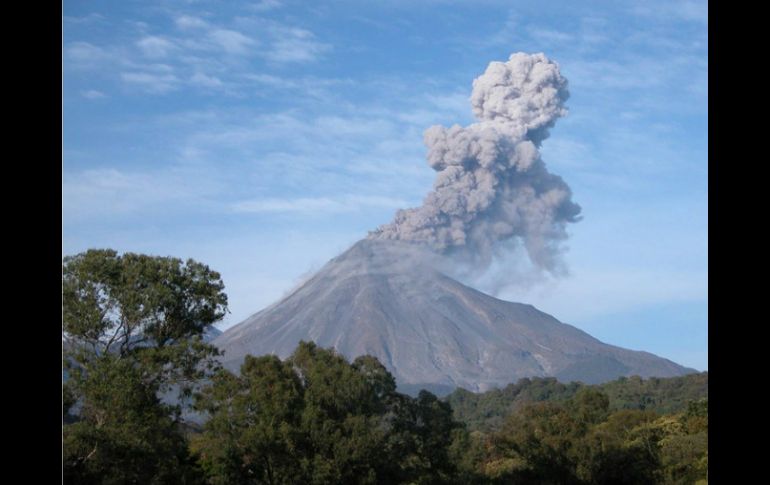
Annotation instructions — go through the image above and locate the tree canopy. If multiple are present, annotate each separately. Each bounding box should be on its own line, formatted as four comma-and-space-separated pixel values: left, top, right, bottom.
446, 372, 708, 433
63, 249, 228, 484
193, 342, 460, 485
61, 249, 708, 484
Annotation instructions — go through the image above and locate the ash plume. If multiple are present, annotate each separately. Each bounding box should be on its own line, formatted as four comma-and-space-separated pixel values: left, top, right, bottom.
368, 53, 581, 275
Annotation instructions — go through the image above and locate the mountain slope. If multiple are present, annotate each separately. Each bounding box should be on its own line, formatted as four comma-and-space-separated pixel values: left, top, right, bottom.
214, 240, 694, 392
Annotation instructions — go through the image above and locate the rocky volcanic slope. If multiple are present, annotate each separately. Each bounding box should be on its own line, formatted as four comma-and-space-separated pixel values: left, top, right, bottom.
214, 240, 694, 394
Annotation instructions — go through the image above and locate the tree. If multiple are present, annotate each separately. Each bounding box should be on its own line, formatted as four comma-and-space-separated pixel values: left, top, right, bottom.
63, 355, 204, 485
62, 249, 228, 484
576, 409, 661, 484
288, 342, 392, 484
491, 402, 583, 484
63, 249, 227, 393
407, 391, 460, 484
193, 355, 306, 485
657, 400, 708, 484
447, 428, 489, 485
571, 388, 610, 429
194, 342, 464, 485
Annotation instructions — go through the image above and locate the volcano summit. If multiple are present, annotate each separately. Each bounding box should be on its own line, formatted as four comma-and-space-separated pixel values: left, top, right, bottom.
213, 240, 693, 393
214, 53, 695, 393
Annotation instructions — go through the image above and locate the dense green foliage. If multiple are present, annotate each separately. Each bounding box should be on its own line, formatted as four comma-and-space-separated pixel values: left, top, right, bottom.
62, 249, 707, 484
446, 372, 708, 432
63, 249, 228, 484
192, 342, 459, 485
63, 355, 205, 484
451, 393, 708, 484
601, 373, 708, 414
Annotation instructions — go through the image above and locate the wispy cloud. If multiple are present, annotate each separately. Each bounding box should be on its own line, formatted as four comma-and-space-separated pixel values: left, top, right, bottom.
391, 91, 472, 126
121, 71, 180, 94
244, 73, 353, 99
264, 26, 331, 63
250, 0, 284, 12
64, 13, 105, 25
207, 29, 257, 55
527, 26, 574, 46
190, 72, 223, 88
80, 89, 106, 99
66, 10, 332, 96
136, 36, 176, 58
65, 42, 110, 68
566, 58, 664, 90
64, 169, 185, 221
63, 167, 223, 223
631, 0, 708, 25
232, 195, 409, 214
174, 15, 209, 30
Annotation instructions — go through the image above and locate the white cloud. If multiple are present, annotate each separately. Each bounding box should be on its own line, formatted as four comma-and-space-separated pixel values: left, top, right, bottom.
63, 167, 224, 223
163, 85, 474, 192
64, 13, 105, 25
244, 73, 287, 88
127, 20, 150, 33
265, 27, 330, 63
250, 0, 284, 12
80, 89, 106, 99
65, 42, 109, 67
565, 58, 667, 90
314, 116, 395, 137
208, 29, 256, 55
121, 71, 180, 94
184, 111, 396, 148
64, 169, 184, 221
136, 36, 176, 58
631, 0, 708, 25
233, 197, 344, 214
67, 12, 335, 97
244, 73, 353, 99
674, 1, 709, 24
190, 72, 223, 88
392, 92, 473, 127
527, 26, 574, 45
232, 195, 409, 214
175, 15, 209, 30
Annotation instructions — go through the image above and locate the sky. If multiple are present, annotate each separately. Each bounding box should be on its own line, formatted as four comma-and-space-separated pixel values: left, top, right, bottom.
63, 0, 708, 371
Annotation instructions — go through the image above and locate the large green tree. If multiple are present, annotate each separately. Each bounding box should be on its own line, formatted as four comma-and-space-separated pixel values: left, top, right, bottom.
63, 355, 204, 484
63, 249, 228, 484
471, 391, 707, 485
194, 342, 461, 485
576, 409, 661, 484
192, 355, 306, 485
63, 249, 227, 390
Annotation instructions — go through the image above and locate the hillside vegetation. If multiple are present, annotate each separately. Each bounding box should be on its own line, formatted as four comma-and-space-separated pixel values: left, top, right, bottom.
63, 249, 707, 484
446, 372, 708, 432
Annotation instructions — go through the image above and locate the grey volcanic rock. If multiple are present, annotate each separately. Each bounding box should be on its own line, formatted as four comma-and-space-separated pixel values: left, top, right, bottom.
214, 240, 694, 392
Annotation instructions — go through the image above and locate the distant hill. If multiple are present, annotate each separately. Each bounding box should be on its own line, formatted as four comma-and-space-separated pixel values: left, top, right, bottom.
446, 371, 708, 431
214, 239, 696, 393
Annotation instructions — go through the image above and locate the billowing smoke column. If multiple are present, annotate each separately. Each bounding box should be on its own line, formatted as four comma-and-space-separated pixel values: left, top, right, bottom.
368, 52, 581, 274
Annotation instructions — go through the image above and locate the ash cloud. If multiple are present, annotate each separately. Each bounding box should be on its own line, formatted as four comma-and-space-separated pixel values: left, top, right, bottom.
368, 53, 581, 276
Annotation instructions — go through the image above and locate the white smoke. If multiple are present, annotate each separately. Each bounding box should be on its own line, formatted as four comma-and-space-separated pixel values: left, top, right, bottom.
368, 52, 581, 276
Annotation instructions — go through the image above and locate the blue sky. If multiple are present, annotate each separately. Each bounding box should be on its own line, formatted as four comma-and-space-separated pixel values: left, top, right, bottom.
63, 0, 708, 371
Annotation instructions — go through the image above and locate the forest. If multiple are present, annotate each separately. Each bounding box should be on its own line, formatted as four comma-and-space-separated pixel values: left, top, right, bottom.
63, 250, 707, 484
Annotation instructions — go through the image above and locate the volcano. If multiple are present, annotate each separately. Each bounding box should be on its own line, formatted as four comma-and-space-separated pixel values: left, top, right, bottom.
213, 240, 694, 394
